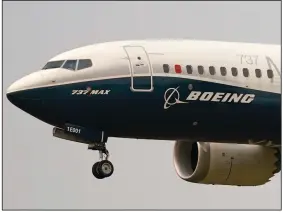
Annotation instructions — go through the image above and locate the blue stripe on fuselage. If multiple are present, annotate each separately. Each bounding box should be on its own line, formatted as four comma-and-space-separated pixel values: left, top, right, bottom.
13, 76, 281, 144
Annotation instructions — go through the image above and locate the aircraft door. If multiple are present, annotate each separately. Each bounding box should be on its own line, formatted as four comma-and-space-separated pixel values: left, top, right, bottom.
123, 46, 153, 92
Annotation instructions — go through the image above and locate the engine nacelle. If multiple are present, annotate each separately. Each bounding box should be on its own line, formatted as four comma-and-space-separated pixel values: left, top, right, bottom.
173, 141, 280, 186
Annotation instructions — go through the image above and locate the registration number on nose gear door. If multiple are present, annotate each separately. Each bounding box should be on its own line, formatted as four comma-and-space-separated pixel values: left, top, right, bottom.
66, 126, 81, 134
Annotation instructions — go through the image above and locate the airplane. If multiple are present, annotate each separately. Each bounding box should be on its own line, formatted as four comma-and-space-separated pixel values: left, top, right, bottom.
6, 39, 281, 186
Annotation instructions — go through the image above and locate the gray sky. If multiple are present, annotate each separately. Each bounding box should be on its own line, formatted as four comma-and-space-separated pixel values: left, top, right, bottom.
3, 1, 281, 210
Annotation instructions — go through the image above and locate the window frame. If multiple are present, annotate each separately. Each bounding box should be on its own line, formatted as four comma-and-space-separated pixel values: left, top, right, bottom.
255, 69, 262, 78
42, 60, 65, 70
163, 64, 170, 73
198, 65, 204, 75
267, 69, 274, 79
243, 68, 249, 78
77, 59, 93, 70
62, 59, 78, 71
209, 66, 215, 75
220, 67, 227, 76
186, 65, 193, 74
231, 67, 238, 77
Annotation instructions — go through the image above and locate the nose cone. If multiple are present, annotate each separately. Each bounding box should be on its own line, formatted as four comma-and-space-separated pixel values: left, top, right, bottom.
7, 71, 44, 94
6, 91, 16, 106
6, 81, 26, 107
7, 80, 24, 106
6, 86, 47, 129
7, 77, 31, 107
7, 78, 27, 95
6, 88, 43, 112
6, 71, 47, 104
6, 71, 65, 127
6, 72, 45, 113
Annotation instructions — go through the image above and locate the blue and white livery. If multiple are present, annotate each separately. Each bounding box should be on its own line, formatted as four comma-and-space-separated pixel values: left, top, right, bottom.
7, 39, 281, 186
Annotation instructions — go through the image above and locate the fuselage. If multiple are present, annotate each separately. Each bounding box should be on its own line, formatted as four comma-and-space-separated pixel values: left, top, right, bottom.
6, 40, 281, 145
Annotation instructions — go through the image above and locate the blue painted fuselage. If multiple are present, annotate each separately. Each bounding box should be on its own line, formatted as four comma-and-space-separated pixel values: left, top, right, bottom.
8, 75, 281, 145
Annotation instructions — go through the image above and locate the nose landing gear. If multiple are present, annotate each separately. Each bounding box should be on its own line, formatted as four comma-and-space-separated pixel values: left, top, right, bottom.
88, 142, 114, 179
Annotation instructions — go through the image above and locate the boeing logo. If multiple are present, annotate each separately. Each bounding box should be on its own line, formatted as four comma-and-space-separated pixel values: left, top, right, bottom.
164, 87, 255, 109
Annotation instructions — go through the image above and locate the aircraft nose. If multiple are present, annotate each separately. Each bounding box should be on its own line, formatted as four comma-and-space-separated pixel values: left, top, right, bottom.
6, 72, 63, 126
6, 72, 45, 109
6, 88, 41, 107
7, 78, 26, 94
6, 71, 46, 103
6, 80, 23, 106
7, 71, 43, 95
6, 78, 29, 106
6, 85, 45, 122
6, 91, 15, 105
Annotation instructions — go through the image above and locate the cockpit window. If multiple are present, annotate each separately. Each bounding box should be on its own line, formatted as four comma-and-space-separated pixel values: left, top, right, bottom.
42, 60, 65, 70
62, 60, 77, 71
77, 59, 93, 70
42, 59, 92, 71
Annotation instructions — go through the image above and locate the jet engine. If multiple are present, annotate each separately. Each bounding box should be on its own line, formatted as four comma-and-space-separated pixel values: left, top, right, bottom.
173, 141, 281, 186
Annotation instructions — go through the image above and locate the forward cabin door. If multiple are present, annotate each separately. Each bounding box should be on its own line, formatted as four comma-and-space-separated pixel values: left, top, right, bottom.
123, 46, 153, 92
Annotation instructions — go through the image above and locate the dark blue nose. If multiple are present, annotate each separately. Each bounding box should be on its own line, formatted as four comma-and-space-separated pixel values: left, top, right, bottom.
6, 92, 15, 104
6, 91, 44, 115
6, 89, 68, 127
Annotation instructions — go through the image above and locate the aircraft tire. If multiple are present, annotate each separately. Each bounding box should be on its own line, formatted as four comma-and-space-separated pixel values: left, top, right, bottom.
97, 160, 114, 178
92, 162, 105, 179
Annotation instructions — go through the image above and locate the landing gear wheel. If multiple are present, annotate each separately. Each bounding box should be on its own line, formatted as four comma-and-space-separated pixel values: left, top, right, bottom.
98, 160, 114, 178
88, 134, 114, 179
92, 162, 104, 179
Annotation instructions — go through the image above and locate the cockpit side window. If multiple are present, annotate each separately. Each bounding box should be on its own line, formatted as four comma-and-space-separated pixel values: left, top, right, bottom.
62, 60, 77, 71
77, 59, 93, 70
42, 60, 65, 70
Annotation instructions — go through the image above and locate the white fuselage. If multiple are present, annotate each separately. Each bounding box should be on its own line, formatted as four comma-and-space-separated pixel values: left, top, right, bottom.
6, 39, 281, 144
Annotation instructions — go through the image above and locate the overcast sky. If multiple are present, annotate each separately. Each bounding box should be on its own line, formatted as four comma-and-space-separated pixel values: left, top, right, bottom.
3, 1, 281, 210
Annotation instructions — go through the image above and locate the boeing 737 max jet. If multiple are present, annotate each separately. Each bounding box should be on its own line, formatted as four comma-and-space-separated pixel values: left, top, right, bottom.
6, 40, 281, 186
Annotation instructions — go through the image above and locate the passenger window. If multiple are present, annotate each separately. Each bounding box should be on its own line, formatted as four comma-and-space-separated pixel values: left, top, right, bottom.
209, 66, 215, 75
267, 69, 274, 78
42, 60, 65, 70
186, 65, 193, 74
255, 69, 261, 78
163, 64, 170, 73
63, 60, 77, 71
77, 59, 93, 70
243, 68, 249, 77
198, 66, 204, 75
231, 67, 238, 77
220, 67, 227, 76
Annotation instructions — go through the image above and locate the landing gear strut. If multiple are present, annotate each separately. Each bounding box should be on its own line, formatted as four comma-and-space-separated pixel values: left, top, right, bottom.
88, 142, 114, 179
